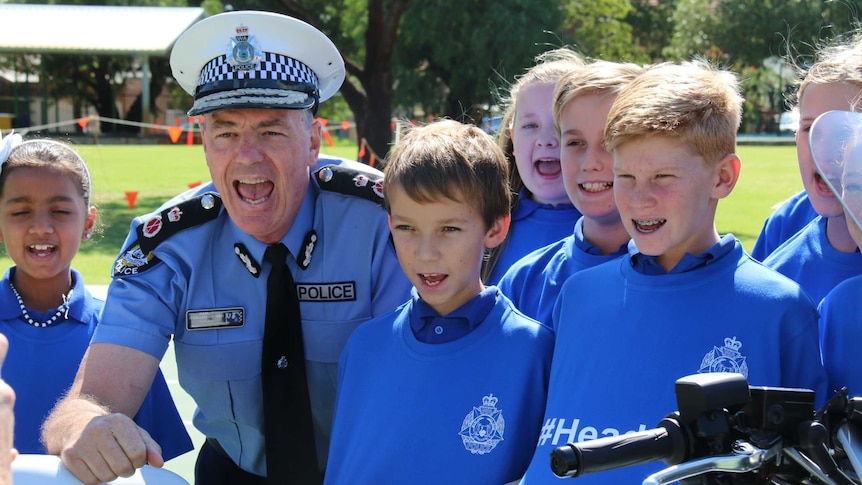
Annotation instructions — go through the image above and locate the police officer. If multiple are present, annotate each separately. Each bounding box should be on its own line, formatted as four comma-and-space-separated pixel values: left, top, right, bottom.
41, 10, 411, 485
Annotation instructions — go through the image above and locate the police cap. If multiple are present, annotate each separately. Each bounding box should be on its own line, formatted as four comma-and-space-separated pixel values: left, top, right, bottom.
170, 10, 345, 116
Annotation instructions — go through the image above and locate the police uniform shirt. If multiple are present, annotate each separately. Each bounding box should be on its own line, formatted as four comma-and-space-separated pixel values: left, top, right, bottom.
93, 173, 412, 476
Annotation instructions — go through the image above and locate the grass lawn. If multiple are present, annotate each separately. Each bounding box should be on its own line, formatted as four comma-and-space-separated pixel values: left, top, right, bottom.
0, 142, 804, 285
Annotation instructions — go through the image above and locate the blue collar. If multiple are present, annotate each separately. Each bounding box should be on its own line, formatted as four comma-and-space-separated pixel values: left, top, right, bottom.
573, 217, 629, 256
513, 188, 575, 221
0, 267, 96, 325
629, 234, 736, 275
409, 286, 498, 344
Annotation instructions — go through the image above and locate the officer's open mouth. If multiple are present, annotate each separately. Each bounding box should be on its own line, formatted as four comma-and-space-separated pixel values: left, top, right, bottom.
235, 179, 274, 204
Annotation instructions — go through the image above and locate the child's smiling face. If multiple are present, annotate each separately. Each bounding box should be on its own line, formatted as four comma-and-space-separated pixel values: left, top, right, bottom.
0, 166, 94, 282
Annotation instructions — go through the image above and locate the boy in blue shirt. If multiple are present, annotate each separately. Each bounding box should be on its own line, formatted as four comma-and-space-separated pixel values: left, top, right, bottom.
325, 120, 554, 485
518, 60, 827, 485
499, 61, 642, 327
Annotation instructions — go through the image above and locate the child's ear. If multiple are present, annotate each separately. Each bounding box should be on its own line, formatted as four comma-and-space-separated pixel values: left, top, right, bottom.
484, 215, 511, 249
387, 214, 393, 231
712, 153, 741, 200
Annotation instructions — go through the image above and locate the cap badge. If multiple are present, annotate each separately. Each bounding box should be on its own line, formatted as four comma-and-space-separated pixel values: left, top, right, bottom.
227, 24, 261, 71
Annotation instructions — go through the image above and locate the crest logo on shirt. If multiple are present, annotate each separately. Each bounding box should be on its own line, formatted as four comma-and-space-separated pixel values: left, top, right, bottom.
699, 336, 748, 377
459, 394, 504, 455
113, 244, 156, 276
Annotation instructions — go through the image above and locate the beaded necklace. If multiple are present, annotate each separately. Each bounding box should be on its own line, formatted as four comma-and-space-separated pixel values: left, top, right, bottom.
9, 282, 73, 328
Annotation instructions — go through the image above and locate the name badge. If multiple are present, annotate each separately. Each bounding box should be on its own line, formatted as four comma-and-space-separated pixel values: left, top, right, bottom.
296, 282, 356, 302
186, 307, 245, 330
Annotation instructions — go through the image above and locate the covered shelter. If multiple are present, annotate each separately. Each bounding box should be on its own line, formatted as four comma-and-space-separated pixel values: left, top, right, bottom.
0, 4, 205, 132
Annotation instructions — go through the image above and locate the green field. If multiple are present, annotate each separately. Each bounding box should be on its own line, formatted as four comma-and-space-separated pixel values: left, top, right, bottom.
0, 142, 803, 285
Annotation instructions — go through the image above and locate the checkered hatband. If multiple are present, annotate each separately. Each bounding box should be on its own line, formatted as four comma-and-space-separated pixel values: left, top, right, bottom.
189, 52, 321, 116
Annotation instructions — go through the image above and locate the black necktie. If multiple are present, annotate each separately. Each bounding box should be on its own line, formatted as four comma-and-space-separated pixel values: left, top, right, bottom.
262, 243, 321, 484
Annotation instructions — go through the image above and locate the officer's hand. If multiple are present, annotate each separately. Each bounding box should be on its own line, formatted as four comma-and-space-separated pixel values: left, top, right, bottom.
0, 333, 16, 485
59, 413, 163, 485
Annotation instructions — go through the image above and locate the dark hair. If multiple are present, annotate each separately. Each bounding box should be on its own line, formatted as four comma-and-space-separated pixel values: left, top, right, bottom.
384, 119, 511, 230
0, 139, 92, 206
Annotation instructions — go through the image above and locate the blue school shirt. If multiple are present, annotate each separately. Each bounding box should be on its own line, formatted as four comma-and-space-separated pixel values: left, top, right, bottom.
519, 237, 826, 484
486, 189, 581, 284
818, 275, 862, 397
0, 268, 192, 458
498, 217, 627, 328
92, 169, 412, 476
763, 216, 862, 305
325, 288, 554, 484
751, 190, 817, 261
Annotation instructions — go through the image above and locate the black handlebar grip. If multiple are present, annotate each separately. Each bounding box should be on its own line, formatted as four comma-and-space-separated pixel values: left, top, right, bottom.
550, 417, 688, 478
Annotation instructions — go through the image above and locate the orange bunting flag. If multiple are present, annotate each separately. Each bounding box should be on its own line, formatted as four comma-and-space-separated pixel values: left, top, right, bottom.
390, 121, 395, 130
341, 120, 350, 131
125, 191, 138, 209
78, 117, 90, 129
358, 140, 366, 158
188, 181, 202, 189
187, 117, 195, 146
317, 117, 329, 126
323, 130, 334, 147
368, 154, 375, 167
168, 126, 183, 144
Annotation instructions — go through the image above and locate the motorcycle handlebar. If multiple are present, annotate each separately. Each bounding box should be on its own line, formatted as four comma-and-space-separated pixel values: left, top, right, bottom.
550, 417, 690, 478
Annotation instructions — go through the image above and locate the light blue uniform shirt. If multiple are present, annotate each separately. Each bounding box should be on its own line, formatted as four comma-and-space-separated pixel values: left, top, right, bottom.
93, 164, 412, 476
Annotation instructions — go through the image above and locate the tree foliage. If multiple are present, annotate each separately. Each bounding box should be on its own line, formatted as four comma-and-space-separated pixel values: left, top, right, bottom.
393, 0, 564, 123
559, 0, 647, 63
626, 0, 676, 61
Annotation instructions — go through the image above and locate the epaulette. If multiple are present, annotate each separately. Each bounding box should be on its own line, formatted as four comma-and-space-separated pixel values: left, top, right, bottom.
113, 192, 222, 277
314, 164, 384, 205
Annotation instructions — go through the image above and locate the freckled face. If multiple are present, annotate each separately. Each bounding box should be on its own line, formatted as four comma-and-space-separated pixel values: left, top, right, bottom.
387, 185, 507, 316
201, 108, 320, 244
613, 136, 727, 272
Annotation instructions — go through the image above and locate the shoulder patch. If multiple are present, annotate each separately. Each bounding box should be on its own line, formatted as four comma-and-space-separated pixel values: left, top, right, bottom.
113, 192, 222, 277
315, 164, 384, 204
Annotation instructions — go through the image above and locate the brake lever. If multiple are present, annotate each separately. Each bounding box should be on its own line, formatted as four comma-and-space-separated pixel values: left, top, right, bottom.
641, 441, 780, 485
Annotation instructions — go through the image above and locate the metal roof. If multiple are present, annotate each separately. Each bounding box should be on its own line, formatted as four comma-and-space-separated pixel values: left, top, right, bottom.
0, 4, 206, 56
